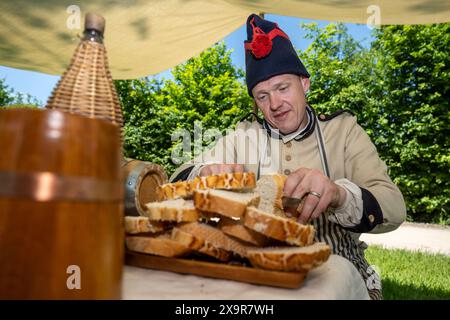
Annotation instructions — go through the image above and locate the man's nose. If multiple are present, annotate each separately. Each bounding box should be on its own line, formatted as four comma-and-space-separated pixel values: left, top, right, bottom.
269, 93, 283, 111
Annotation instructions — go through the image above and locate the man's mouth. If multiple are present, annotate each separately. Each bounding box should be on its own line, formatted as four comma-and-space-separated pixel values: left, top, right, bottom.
273, 110, 290, 120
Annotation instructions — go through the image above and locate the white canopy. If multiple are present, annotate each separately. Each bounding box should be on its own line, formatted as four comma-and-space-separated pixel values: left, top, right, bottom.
1, 0, 448, 79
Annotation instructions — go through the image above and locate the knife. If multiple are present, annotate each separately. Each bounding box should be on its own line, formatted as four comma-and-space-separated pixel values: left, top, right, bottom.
281, 195, 306, 218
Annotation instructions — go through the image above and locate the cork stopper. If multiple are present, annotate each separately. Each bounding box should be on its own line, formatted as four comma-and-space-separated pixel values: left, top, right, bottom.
85, 12, 105, 36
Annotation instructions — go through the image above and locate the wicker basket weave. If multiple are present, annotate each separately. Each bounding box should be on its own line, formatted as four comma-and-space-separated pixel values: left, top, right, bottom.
46, 13, 124, 134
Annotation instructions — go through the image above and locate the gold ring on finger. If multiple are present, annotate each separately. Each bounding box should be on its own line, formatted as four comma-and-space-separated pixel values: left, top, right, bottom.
309, 191, 322, 199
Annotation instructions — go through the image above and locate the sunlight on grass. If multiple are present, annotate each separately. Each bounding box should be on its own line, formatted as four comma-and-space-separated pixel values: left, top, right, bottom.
365, 246, 450, 299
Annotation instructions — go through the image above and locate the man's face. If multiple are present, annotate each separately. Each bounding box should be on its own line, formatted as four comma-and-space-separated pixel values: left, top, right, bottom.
252, 74, 310, 135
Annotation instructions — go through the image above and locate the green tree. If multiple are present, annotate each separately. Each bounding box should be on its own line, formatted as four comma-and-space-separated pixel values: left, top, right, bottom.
372, 24, 450, 224
0, 78, 41, 107
116, 42, 252, 175
298, 23, 380, 131
0, 78, 15, 106
115, 78, 175, 169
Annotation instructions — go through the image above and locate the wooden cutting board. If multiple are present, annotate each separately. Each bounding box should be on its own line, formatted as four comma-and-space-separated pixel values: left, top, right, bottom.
125, 251, 307, 289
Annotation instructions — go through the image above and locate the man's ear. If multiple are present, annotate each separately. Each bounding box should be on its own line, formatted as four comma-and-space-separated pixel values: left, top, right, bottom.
299, 76, 310, 94
252, 99, 258, 114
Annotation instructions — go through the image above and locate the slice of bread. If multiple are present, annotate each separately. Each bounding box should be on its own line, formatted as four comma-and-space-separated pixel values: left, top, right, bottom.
244, 206, 315, 246
246, 242, 331, 272
157, 180, 191, 200
177, 222, 249, 258
124, 216, 171, 234
158, 172, 256, 200
171, 227, 231, 262
144, 199, 199, 222
199, 210, 222, 221
193, 189, 260, 218
126, 233, 191, 258
217, 217, 272, 247
256, 174, 287, 217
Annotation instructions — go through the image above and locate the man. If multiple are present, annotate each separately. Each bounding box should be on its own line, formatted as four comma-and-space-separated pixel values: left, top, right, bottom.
170, 14, 406, 299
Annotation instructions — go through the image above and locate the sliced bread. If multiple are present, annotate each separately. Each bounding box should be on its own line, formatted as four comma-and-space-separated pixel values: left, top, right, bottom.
217, 217, 272, 247
177, 222, 249, 258
199, 210, 223, 221
124, 216, 171, 234
244, 206, 315, 246
171, 227, 231, 262
192, 171, 256, 191
157, 180, 191, 201
157, 172, 256, 200
246, 242, 331, 272
193, 189, 260, 218
143, 198, 199, 222
126, 233, 191, 258
256, 174, 287, 217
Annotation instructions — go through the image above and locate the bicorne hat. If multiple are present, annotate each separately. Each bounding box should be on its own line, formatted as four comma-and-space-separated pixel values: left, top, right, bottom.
244, 14, 310, 97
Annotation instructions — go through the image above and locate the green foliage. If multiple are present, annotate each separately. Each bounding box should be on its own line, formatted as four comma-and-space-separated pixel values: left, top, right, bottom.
365, 246, 450, 300
116, 43, 252, 175
0, 78, 15, 106
115, 78, 174, 170
299, 23, 450, 224
0, 78, 41, 107
372, 24, 450, 225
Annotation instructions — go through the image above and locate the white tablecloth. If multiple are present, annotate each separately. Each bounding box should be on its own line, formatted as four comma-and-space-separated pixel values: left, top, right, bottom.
122, 254, 369, 300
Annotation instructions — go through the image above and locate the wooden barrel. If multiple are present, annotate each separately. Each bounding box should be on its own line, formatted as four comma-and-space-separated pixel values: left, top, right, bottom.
0, 108, 123, 299
122, 159, 167, 216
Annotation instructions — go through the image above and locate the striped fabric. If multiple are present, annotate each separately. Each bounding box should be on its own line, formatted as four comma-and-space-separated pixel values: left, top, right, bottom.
313, 214, 383, 300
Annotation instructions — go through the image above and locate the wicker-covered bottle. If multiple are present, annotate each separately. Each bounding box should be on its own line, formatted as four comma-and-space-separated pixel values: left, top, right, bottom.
46, 13, 124, 133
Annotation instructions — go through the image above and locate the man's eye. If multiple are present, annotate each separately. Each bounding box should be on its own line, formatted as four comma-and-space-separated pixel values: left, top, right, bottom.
279, 86, 288, 92
258, 95, 267, 101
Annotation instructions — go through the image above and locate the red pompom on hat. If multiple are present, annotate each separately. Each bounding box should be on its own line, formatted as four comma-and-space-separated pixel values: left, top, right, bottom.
251, 33, 272, 58
244, 17, 288, 59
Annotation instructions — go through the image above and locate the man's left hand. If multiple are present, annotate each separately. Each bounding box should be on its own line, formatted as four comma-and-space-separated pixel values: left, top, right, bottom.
283, 168, 347, 224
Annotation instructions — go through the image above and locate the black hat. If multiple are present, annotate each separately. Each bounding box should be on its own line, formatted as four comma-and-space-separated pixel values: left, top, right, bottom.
244, 14, 310, 97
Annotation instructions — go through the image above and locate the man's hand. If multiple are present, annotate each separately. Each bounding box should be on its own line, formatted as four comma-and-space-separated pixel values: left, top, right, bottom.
199, 164, 244, 176
283, 168, 347, 224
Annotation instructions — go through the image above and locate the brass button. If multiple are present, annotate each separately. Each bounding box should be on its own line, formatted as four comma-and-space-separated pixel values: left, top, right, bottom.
284, 169, 291, 175
286, 141, 292, 148
368, 214, 375, 223
285, 155, 292, 161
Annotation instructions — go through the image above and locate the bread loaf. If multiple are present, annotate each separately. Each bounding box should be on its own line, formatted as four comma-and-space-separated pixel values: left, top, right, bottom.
124, 216, 171, 234
246, 242, 331, 272
217, 217, 272, 246
193, 189, 260, 218
171, 227, 231, 262
256, 174, 287, 217
158, 172, 256, 200
177, 222, 249, 258
126, 234, 191, 258
144, 199, 199, 222
244, 206, 315, 246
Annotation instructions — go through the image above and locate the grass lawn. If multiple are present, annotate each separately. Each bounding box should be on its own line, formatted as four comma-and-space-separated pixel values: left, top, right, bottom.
365, 245, 450, 300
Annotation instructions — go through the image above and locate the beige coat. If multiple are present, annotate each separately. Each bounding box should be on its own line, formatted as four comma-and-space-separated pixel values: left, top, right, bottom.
171, 112, 406, 235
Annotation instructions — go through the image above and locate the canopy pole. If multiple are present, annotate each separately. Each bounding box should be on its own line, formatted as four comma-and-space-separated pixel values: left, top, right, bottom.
251, 12, 265, 122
